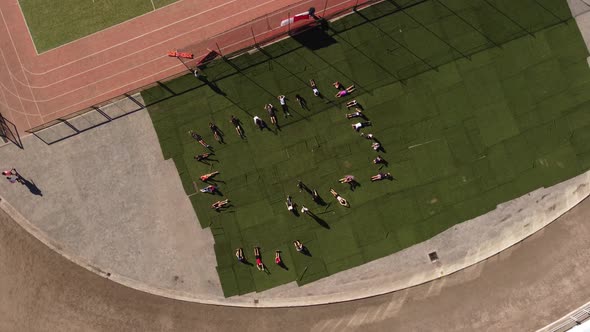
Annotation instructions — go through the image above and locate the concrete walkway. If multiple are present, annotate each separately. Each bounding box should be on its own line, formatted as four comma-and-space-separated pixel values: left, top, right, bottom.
0, 110, 222, 298
3, 192, 590, 331
2, 101, 590, 307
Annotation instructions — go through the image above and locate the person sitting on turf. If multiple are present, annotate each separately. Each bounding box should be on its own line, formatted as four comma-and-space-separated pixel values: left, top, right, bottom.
265, 104, 278, 125
230, 115, 244, 138
253, 115, 267, 130
371, 172, 392, 181
209, 122, 223, 143
310, 79, 321, 97
275, 251, 282, 265
3, 168, 23, 184
346, 108, 364, 119
312, 189, 321, 203
373, 155, 387, 165
295, 94, 308, 110
236, 248, 245, 263
335, 85, 355, 98
297, 180, 309, 192
200, 185, 217, 194
194, 152, 213, 162
330, 188, 350, 207
188, 130, 211, 148
211, 199, 230, 211
352, 121, 371, 132
372, 141, 382, 151
286, 195, 296, 213
277, 95, 291, 118
300, 205, 310, 215
200, 171, 220, 182
293, 240, 304, 252
339, 175, 358, 191
346, 99, 361, 109
254, 247, 265, 271
360, 132, 375, 140
339, 175, 355, 184
332, 81, 345, 90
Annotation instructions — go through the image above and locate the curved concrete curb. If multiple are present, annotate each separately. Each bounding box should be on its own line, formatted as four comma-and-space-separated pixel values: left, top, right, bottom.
3, 170, 589, 308
537, 299, 590, 332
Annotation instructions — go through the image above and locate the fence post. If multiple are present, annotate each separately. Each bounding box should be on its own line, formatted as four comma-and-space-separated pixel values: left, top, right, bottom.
215, 42, 223, 57
323, 0, 329, 17
251, 27, 258, 46
287, 11, 291, 34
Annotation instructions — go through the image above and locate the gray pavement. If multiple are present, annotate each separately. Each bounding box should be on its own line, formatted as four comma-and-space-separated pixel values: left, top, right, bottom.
570, 0, 590, 66
2, 193, 590, 331
0, 110, 222, 298
569, 0, 590, 17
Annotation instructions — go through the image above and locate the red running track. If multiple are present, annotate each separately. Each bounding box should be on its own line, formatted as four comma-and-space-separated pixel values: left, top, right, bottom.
0, 0, 303, 134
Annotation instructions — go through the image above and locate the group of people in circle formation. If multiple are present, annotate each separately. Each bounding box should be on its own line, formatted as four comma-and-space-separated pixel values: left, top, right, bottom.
187, 78, 394, 270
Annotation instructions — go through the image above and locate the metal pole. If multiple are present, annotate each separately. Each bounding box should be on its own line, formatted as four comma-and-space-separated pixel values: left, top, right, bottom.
251, 27, 258, 46
215, 42, 223, 57
177, 56, 192, 72
323, 0, 329, 17
287, 11, 291, 34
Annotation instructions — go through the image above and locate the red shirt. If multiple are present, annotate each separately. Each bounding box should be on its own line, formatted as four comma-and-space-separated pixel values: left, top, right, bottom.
256, 258, 262, 266
275, 257, 281, 264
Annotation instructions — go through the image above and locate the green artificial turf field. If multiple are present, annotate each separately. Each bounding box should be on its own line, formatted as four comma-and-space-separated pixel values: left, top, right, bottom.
18, 0, 178, 52
142, 0, 590, 297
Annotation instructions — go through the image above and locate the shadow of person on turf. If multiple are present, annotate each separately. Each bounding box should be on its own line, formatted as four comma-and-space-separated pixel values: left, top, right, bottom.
276, 251, 289, 270
310, 214, 330, 229
240, 259, 254, 267
304, 210, 330, 229
349, 180, 360, 192
301, 246, 312, 257
197, 157, 219, 166
278, 261, 288, 270
312, 193, 327, 206
198, 76, 226, 96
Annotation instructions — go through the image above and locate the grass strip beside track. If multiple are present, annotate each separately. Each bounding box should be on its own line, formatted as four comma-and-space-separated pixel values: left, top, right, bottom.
19, 0, 178, 52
